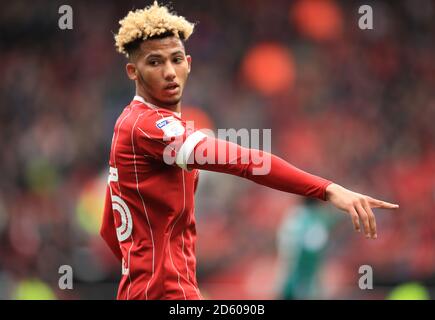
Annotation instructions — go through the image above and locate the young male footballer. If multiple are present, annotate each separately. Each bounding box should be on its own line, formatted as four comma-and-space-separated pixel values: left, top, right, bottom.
100, 2, 399, 300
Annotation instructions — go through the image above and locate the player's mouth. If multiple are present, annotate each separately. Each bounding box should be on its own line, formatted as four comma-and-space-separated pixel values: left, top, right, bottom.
163, 82, 180, 95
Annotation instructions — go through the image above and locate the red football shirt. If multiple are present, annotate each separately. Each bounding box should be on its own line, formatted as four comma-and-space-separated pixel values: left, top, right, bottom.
101, 95, 206, 300
101, 95, 332, 300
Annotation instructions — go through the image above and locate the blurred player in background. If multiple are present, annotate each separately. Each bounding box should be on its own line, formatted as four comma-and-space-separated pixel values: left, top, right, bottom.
277, 198, 340, 299
100, 2, 399, 300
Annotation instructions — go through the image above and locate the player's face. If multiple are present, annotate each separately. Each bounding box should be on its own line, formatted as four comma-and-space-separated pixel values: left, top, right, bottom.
128, 36, 191, 108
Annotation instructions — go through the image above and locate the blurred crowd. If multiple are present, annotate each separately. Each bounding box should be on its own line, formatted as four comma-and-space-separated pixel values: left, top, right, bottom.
0, 0, 434, 299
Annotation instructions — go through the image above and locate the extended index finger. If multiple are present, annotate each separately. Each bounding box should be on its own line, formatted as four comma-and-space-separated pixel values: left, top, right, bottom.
368, 197, 399, 209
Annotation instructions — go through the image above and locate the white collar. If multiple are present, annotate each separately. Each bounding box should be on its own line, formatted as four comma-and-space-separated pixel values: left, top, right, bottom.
133, 95, 181, 117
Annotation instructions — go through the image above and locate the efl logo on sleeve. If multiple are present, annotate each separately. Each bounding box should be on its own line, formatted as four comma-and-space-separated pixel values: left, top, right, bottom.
156, 117, 185, 137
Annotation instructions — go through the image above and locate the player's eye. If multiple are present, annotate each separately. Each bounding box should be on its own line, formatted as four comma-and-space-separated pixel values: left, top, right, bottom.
173, 56, 184, 63
148, 60, 160, 66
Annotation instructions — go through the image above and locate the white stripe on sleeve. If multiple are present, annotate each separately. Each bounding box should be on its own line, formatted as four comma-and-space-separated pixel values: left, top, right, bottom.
176, 131, 207, 171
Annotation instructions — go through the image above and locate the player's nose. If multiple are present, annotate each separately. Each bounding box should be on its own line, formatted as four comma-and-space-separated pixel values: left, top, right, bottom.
163, 61, 176, 81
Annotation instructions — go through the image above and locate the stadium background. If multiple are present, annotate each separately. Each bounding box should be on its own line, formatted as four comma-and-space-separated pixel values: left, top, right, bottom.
0, 0, 433, 299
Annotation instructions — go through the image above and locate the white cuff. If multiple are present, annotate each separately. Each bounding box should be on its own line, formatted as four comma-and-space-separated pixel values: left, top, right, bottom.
176, 131, 207, 171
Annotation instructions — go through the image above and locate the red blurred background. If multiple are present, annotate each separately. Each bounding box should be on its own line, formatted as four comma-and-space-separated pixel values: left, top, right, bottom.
0, 0, 434, 299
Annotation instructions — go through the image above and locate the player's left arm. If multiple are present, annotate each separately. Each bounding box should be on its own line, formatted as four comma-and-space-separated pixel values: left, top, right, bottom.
100, 185, 123, 261
178, 134, 399, 239
136, 113, 399, 240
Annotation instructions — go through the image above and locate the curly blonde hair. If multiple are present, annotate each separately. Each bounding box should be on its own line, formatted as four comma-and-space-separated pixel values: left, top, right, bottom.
115, 1, 195, 57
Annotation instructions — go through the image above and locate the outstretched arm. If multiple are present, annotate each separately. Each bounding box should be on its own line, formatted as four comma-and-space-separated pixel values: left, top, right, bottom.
185, 135, 398, 239
187, 136, 332, 200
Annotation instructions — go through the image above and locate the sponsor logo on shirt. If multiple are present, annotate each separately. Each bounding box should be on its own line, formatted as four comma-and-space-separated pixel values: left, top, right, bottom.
156, 116, 185, 137
156, 119, 169, 129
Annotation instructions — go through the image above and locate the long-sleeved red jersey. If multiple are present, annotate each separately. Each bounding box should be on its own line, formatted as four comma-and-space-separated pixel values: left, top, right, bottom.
100, 96, 332, 300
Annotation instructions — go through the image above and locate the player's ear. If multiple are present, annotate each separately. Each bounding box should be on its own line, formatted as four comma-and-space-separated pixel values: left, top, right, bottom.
126, 63, 138, 81
186, 55, 192, 74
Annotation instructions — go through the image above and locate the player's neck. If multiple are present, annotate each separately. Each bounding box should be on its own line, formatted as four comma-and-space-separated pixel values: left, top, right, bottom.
135, 92, 181, 113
